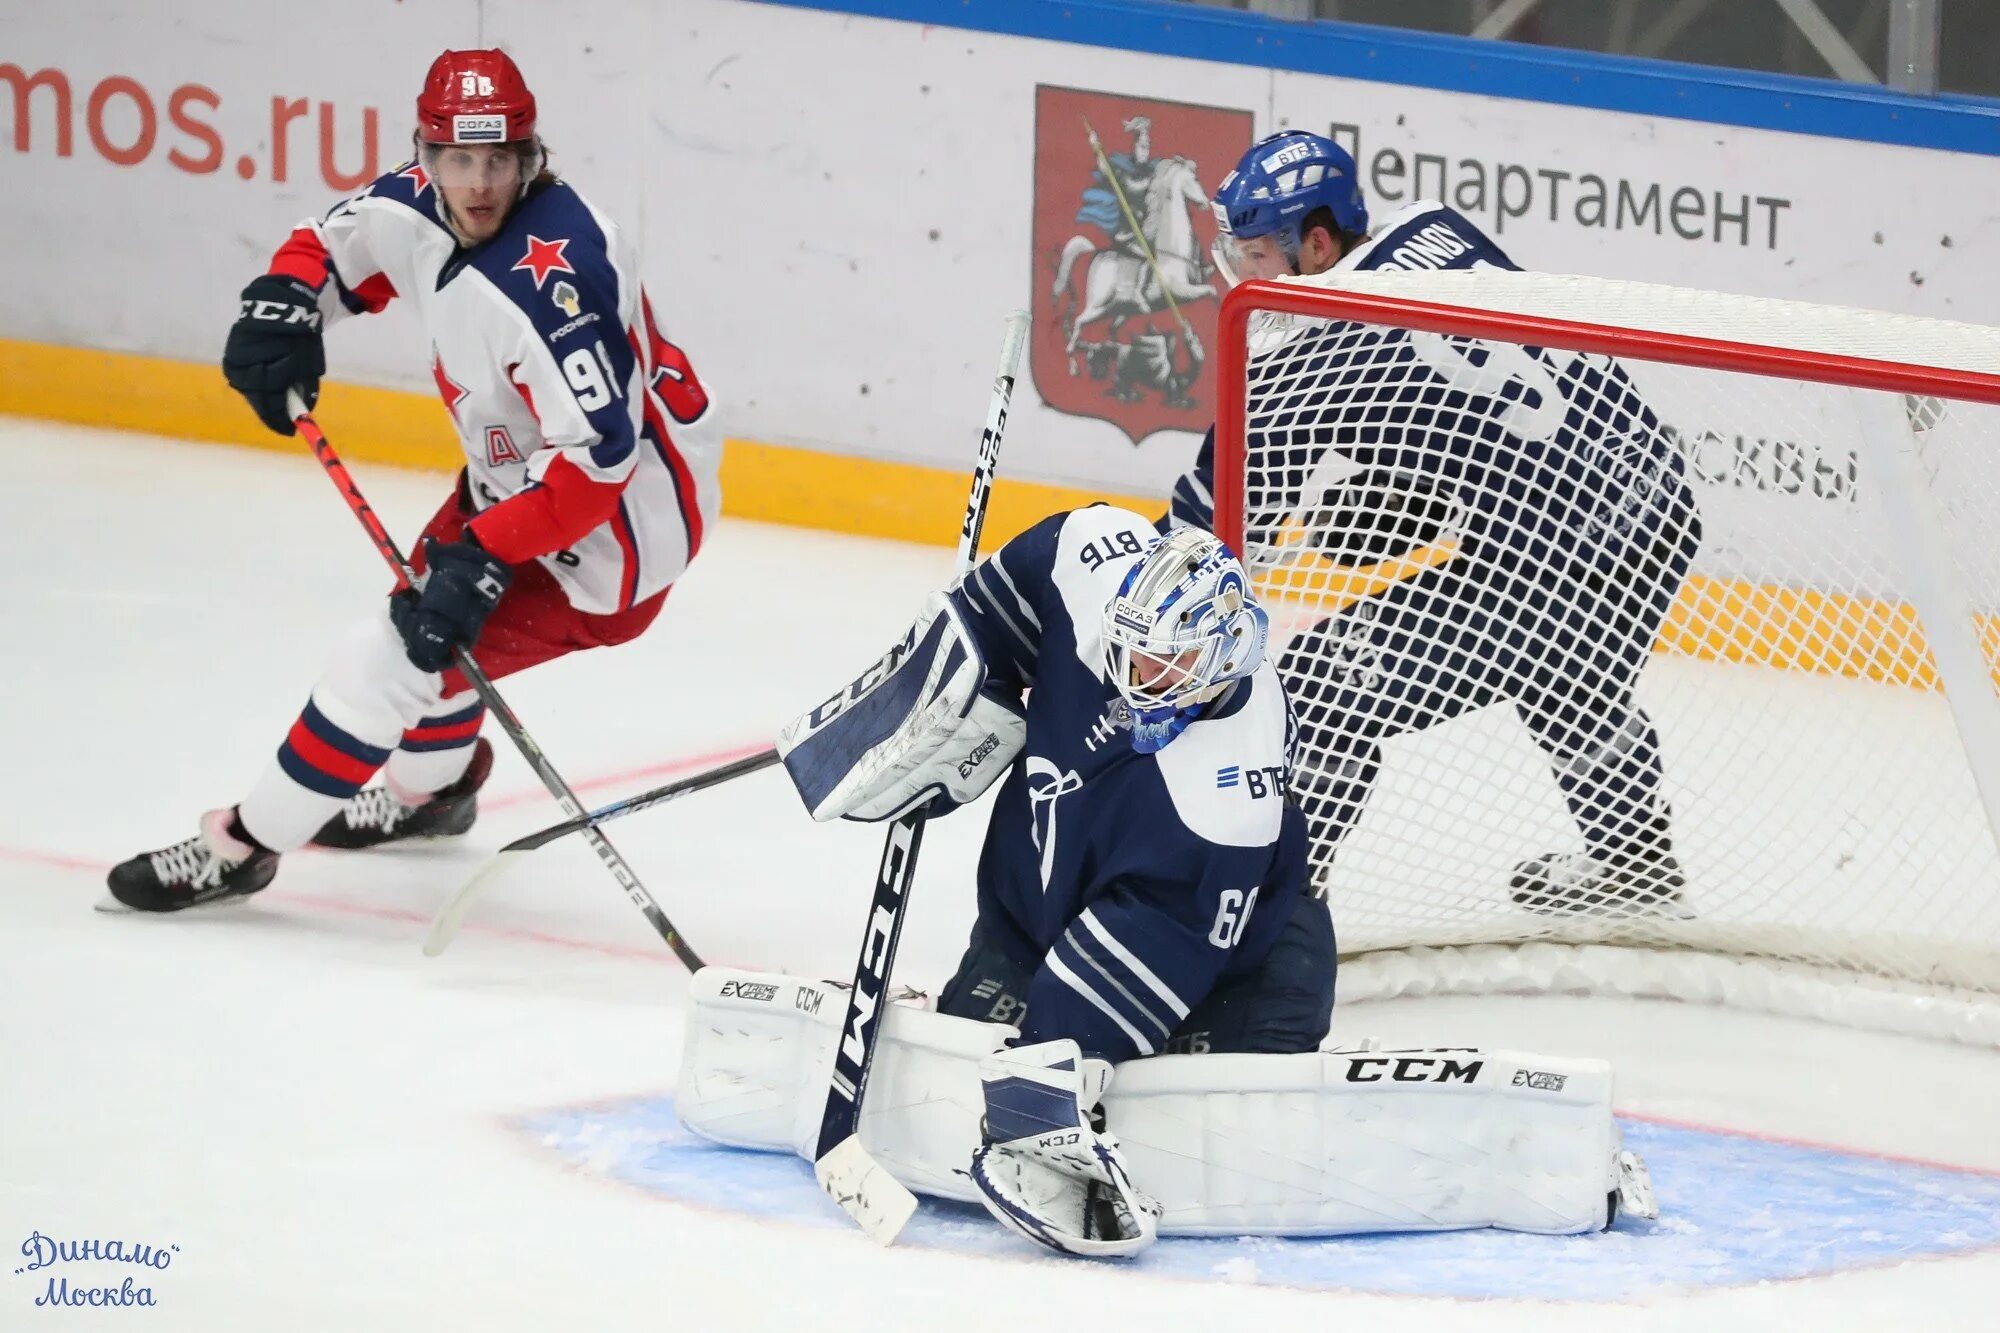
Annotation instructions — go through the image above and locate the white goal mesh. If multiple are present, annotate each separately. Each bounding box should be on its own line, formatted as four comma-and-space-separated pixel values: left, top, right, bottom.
1215, 271, 2000, 1043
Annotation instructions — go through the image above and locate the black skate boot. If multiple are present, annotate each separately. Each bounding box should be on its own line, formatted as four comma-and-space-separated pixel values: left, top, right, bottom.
106, 808, 279, 912
1510, 806, 1691, 919
310, 737, 494, 849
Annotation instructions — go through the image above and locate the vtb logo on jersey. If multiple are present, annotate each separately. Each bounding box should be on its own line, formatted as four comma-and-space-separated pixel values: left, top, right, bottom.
1216, 763, 1285, 798
1029, 86, 1251, 448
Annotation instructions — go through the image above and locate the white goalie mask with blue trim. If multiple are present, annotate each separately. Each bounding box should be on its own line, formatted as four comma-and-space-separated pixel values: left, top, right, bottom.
1101, 529, 1270, 753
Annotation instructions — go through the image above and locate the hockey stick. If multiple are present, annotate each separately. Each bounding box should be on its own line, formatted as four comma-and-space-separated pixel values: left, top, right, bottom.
812, 310, 1030, 1245
283, 390, 704, 972
426, 746, 779, 951
498, 746, 778, 854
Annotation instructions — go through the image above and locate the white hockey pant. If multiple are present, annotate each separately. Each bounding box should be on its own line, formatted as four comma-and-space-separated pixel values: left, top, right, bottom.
237, 607, 483, 851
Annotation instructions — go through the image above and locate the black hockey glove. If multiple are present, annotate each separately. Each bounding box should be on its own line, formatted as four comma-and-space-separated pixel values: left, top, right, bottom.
1306, 470, 1461, 564
222, 274, 325, 436
389, 533, 513, 673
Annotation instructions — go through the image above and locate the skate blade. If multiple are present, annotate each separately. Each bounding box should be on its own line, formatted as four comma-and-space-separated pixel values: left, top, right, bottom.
93, 894, 254, 916
1511, 894, 1696, 922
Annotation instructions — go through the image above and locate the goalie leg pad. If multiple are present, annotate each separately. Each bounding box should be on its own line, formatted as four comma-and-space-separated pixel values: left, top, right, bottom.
677, 967, 1011, 1204
777, 592, 1025, 823
678, 969, 1643, 1237
1109, 1048, 1626, 1235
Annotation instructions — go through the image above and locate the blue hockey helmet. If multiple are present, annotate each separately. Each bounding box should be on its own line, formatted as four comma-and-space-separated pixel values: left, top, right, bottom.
1102, 528, 1271, 754
1210, 130, 1368, 286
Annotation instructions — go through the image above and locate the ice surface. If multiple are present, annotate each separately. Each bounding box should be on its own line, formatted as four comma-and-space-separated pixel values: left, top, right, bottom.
4, 419, 1998, 1330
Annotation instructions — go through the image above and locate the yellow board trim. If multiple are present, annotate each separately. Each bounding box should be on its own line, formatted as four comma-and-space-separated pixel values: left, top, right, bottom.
0, 338, 1157, 549
0, 337, 1978, 693
1256, 540, 1967, 694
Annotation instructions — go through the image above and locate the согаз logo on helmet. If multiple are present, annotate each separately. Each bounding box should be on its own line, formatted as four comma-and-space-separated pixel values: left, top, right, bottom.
1030, 86, 1252, 448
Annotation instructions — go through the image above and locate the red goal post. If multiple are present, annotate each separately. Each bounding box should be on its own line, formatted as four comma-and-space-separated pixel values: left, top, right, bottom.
1213, 271, 2000, 1046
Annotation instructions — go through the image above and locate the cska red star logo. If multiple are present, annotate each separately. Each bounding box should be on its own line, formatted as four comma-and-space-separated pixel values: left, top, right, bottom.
432, 349, 470, 421
511, 235, 574, 290
397, 161, 431, 195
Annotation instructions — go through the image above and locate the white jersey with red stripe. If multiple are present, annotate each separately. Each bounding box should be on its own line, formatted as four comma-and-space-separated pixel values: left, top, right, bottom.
267, 162, 720, 614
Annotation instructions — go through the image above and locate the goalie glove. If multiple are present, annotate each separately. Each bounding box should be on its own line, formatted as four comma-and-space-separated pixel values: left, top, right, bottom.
778, 591, 1025, 823
969, 1040, 1161, 1259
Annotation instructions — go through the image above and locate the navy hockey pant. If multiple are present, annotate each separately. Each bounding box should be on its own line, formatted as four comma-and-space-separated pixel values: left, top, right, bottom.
937, 892, 1337, 1056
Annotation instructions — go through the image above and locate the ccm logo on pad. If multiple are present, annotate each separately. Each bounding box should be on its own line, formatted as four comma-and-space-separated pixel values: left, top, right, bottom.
1344, 1056, 1483, 1084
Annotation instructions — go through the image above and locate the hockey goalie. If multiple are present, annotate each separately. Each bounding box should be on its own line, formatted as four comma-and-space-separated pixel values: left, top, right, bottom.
678, 505, 1656, 1257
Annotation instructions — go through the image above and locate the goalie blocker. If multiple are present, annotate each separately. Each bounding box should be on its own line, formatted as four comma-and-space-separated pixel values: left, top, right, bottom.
777, 591, 1025, 823
678, 968, 1658, 1243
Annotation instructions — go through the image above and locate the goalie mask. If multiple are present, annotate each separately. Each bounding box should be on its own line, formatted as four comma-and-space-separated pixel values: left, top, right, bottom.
1102, 529, 1269, 753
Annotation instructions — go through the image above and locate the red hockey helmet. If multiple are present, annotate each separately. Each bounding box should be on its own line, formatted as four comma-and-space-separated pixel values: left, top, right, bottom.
416, 49, 537, 145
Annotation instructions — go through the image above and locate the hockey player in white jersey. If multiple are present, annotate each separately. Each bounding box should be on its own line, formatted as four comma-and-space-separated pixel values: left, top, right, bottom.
108, 49, 721, 910
778, 508, 1335, 1255
1168, 131, 1700, 917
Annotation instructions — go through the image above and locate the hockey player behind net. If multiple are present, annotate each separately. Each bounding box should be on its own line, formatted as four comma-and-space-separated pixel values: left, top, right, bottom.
107, 50, 719, 911
778, 509, 1331, 1256
1167, 131, 1702, 916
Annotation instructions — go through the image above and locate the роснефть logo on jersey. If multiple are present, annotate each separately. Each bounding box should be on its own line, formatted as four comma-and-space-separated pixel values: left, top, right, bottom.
1030, 86, 1251, 448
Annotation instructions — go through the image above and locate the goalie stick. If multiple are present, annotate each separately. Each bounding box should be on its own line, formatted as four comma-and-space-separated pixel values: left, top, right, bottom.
283, 390, 704, 973
422, 746, 779, 956
812, 311, 1030, 1246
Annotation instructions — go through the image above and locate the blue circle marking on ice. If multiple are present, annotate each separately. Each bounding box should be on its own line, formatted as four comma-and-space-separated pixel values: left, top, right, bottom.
513, 1097, 2000, 1299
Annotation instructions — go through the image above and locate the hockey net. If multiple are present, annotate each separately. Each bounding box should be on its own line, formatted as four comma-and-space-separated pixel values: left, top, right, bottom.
1214, 270, 2000, 1046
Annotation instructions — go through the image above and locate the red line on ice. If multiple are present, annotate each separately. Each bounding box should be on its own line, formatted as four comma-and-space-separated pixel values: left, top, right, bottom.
3, 738, 772, 967
1614, 1107, 2000, 1180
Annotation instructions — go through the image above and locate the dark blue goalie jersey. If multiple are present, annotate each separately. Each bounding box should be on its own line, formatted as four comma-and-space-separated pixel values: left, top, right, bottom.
946, 505, 1309, 1063
1167, 201, 1698, 588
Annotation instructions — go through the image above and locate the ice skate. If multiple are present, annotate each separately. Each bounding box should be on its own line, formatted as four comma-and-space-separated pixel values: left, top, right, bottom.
106, 808, 279, 913
1509, 844, 1691, 918
311, 737, 494, 849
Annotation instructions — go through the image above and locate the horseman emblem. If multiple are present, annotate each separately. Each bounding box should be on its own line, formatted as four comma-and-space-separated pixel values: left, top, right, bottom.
1030, 86, 1252, 447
